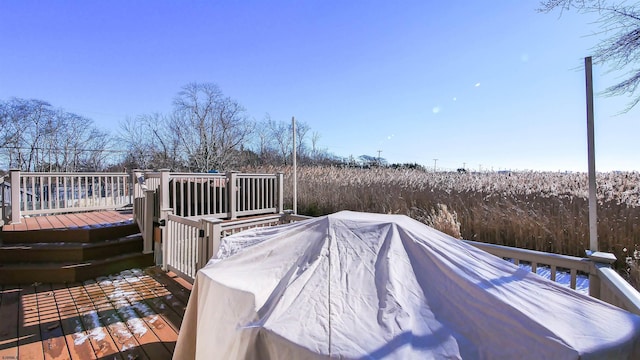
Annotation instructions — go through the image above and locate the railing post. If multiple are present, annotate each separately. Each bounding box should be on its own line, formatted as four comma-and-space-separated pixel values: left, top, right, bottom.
587, 251, 616, 299
277, 172, 284, 214
198, 218, 223, 272
159, 169, 170, 218
10, 169, 21, 224
143, 189, 154, 254
161, 208, 173, 271
227, 171, 237, 219
281, 209, 293, 224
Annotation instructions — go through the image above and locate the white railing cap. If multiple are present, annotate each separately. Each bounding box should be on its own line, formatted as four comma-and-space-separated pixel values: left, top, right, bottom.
587, 251, 617, 264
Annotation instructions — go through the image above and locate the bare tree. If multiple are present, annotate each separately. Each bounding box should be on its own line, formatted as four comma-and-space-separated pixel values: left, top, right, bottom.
119, 113, 183, 170
0, 98, 115, 171
172, 83, 253, 171
539, 0, 640, 111
267, 117, 292, 165
294, 120, 310, 160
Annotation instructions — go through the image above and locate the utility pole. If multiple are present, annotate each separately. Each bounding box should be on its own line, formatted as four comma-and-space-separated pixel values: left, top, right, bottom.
463, 162, 466, 170
433, 159, 438, 172
377, 150, 382, 166
292, 116, 297, 214
585, 57, 597, 252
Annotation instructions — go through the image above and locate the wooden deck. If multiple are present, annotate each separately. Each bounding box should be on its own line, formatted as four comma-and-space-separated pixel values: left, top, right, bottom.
0, 266, 191, 360
2, 210, 134, 232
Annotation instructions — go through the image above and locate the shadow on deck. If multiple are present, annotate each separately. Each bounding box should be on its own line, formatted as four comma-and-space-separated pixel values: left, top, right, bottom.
0, 266, 191, 360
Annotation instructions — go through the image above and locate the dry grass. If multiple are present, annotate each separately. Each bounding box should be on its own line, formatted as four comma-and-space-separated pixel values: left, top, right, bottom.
244, 165, 640, 281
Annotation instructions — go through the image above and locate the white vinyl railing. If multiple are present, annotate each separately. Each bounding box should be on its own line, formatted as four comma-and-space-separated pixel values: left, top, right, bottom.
164, 213, 211, 281
162, 211, 309, 283
132, 169, 285, 265
169, 172, 229, 218
235, 174, 280, 217
465, 240, 592, 290
6, 169, 131, 222
466, 240, 640, 315
133, 170, 284, 220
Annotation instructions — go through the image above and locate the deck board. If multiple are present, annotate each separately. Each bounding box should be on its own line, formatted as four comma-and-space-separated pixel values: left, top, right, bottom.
36, 283, 70, 360
34, 216, 54, 231
115, 272, 180, 351
3, 210, 134, 232
0, 267, 188, 360
83, 279, 148, 359
18, 284, 44, 360
0, 285, 20, 359
51, 283, 97, 360
122, 270, 185, 334
68, 282, 123, 359
104, 274, 174, 359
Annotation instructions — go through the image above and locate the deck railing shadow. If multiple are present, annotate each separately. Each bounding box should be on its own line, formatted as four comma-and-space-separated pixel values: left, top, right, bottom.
0, 268, 189, 359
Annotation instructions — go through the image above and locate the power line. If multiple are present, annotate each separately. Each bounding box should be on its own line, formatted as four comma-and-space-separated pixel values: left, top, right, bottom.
0, 146, 128, 153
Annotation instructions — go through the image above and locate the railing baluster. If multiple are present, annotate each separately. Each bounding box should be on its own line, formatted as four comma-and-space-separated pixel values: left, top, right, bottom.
45, 174, 49, 210
63, 175, 68, 210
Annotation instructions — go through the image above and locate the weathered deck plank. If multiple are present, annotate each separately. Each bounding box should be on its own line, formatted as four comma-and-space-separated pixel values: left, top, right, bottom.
51, 283, 97, 360
120, 269, 184, 336
3, 210, 133, 232
18, 284, 44, 360
0, 267, 189, 359
103, 274, 174, 359
82, 279, 148, 359
68, 282, 124, 359
0, 285, 20, 359
36, 283, 70, 360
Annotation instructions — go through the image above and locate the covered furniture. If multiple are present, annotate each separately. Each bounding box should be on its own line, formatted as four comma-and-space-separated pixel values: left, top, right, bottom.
174, 211, 640, 359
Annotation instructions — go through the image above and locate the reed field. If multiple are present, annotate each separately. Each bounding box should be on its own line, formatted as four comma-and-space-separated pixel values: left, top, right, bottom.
244, 165, 640, 286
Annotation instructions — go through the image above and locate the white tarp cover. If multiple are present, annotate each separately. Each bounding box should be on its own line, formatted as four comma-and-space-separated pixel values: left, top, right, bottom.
174, 211, 640, 359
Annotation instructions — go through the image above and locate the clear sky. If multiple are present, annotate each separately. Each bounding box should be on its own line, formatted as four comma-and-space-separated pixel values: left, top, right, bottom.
1, 0, 638, 172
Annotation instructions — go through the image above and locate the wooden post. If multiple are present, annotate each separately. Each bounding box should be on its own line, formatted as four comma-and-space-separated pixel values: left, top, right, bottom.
161, 208, 172, 271
10, 169, 20, 224
585, 57, 598, 252
587, 251, 616, 299
143, 189, 154, 254
227, 171, 237, 219
159, 169, 170, 220
199, 218, 222, 271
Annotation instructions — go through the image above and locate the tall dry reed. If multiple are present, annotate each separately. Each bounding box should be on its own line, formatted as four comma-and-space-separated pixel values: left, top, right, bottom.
243, 165, 640, 281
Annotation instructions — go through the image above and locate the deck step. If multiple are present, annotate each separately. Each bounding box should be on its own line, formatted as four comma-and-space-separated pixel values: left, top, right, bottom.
0, 234, 144, 263
1, 222, 139, 244
0, 252, 155, 284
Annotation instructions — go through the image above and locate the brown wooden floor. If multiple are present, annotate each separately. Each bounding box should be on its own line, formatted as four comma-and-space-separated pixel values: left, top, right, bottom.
3, 211, 134, 232
0, 266, 191, 360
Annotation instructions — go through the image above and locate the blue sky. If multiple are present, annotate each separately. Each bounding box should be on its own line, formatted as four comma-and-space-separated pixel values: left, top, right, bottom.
1, 0, 638, 171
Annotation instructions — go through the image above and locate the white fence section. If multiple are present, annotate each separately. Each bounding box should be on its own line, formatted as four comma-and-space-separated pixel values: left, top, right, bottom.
466, 240, 640, 315
169, 172, 229, 218
465, 240, 591, 290
164, 214, 212, 281
234, 174, 281, 217
132, 169, 285, 266
162, 212, 310, 284
5, 170, 131, 223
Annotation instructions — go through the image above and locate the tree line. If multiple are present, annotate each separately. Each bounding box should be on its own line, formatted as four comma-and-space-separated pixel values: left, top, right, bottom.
0, 83, 340, 173
0, 98, 113, 172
